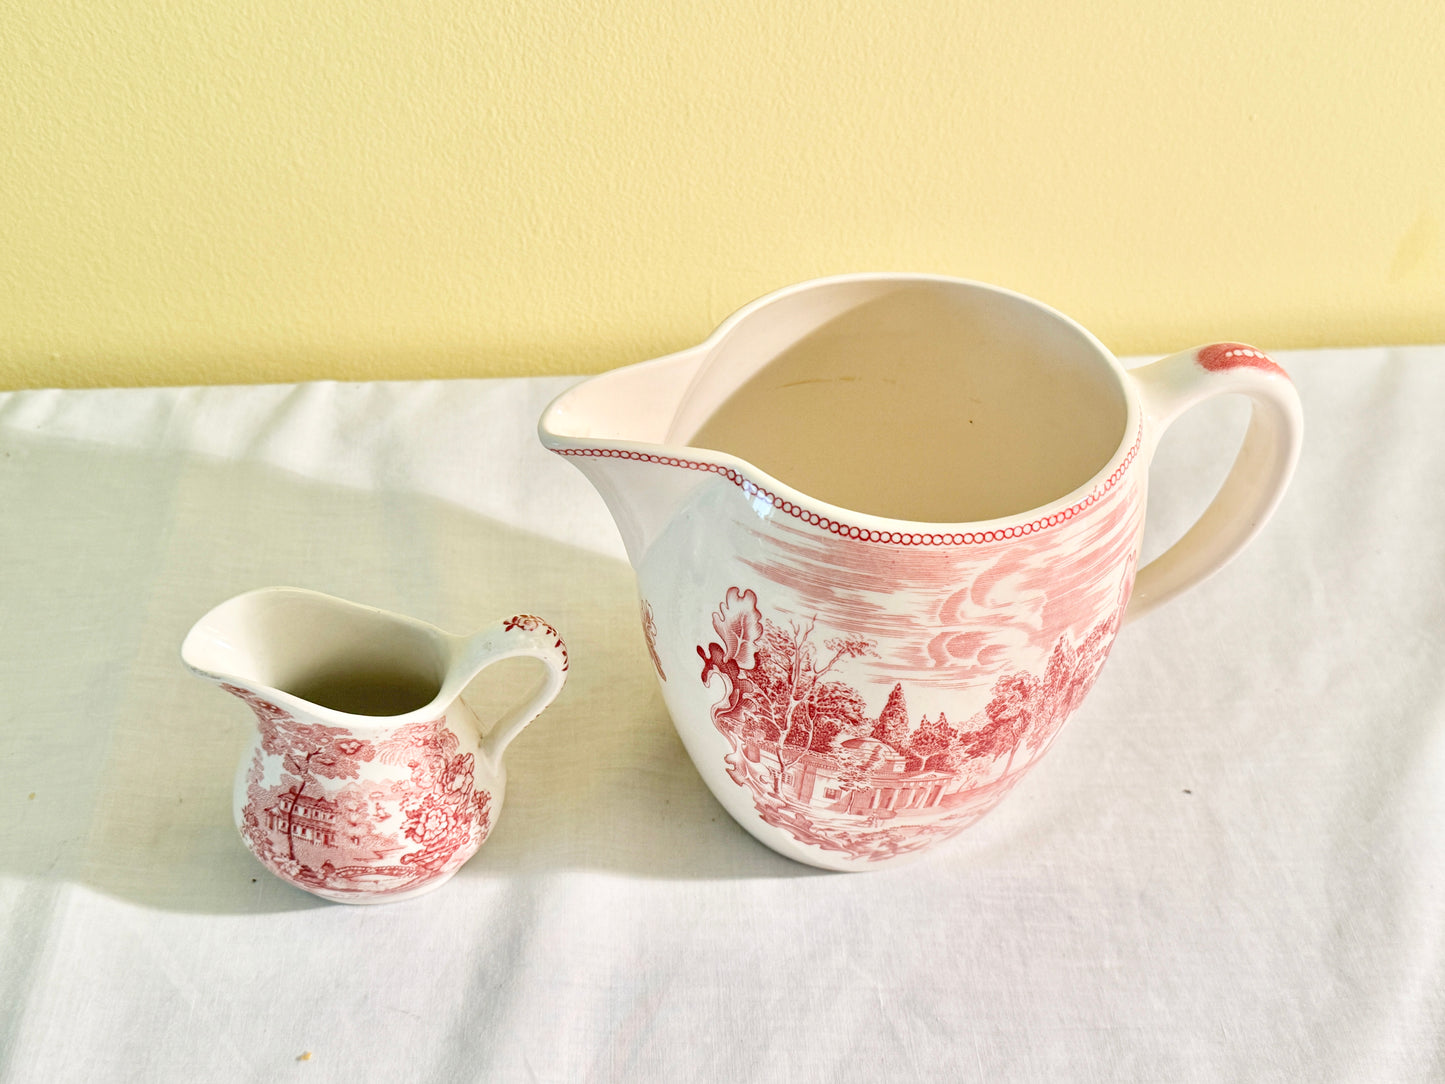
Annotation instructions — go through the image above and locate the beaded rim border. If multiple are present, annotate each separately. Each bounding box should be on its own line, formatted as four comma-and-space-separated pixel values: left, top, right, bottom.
553, 423, 1142, 546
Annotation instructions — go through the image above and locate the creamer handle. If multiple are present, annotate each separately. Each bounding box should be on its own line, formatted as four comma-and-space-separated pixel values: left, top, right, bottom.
1123, 344, 1303, 623
456, 615, 569, 770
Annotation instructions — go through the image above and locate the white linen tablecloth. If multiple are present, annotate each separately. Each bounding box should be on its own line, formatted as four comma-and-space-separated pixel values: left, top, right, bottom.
1, 348, 1441, 1082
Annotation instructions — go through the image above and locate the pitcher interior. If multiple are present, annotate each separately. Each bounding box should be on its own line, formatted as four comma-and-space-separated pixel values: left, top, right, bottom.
682, 280, 1128, 523
188, 591, 447, 717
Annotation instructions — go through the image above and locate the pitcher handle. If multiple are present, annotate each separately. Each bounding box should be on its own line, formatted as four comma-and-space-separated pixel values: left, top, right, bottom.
1123, 343, 1304, 623
455, 614, 569, 769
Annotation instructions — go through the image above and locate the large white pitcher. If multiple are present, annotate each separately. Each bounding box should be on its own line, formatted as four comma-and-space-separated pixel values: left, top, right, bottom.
540, 274, 1302, 870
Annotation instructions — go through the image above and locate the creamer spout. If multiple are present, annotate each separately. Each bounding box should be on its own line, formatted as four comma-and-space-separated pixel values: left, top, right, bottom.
180, 587, 453, 724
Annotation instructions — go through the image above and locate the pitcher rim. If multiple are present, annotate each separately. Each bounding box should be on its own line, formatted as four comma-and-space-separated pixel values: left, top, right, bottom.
540, 271, 1144, 539
181, 585, 465, 727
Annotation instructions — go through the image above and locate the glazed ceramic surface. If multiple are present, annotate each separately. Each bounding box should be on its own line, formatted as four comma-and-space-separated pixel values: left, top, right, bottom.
540, 275, 1302, 871
182, 588, 568, 902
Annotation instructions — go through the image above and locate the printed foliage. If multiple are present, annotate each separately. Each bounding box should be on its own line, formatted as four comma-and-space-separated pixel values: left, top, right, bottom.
696, 588, 1120, 862
227, 687, 491, 898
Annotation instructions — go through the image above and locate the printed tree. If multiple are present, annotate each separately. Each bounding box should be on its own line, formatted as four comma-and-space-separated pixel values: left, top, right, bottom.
806, 677, 870, 752
770, 624, 874, 749
964, 672, 1040, 776
699, 589, 875, 794
868, 686, 972, 771
759, 621, 875, 788
227, 685, 377, 861
1026, 615, 1117, 758
871, 684, 911, 750
909, 712, 965, 771
962, 615, 1119, 777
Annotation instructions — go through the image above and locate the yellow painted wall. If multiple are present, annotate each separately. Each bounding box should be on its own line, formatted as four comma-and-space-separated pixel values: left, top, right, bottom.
3, 2, 1443, 389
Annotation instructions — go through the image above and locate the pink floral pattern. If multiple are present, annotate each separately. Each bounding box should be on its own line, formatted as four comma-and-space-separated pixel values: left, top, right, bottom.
697, 588, 1120, 862
227, 685, 491, 898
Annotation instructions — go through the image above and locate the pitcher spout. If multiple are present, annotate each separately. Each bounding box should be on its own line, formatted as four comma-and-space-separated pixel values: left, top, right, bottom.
539, 344, 720, 566
539, 275, 966, 565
